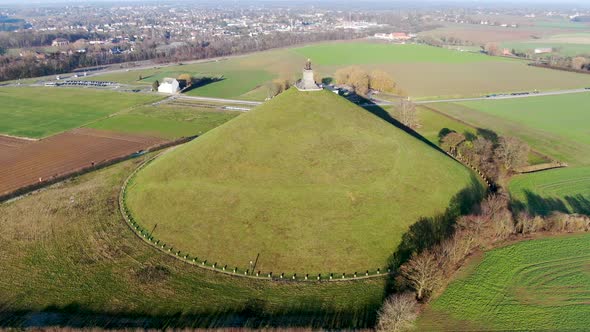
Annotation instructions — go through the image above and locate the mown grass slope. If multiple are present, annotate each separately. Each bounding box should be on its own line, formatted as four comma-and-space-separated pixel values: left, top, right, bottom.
0, 87, 159, 139
126, 88, 477, 275
418, 234, 590, 331
0, 157, 386, 328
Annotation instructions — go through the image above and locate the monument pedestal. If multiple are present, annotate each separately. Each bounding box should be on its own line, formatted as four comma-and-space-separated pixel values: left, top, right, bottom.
296, 68, 322, 91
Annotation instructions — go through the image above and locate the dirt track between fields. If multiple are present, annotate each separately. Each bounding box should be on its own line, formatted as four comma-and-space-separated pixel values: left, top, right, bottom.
0, 128, 166, 198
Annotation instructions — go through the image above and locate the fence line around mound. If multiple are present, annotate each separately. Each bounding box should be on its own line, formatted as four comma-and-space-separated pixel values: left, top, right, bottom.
0, 136, 196, 203
119, 138, 494, 282
118, 150, 392, 282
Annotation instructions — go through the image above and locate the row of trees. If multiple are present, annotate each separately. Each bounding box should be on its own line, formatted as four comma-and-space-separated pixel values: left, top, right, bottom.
375, 127, 587, 331
481, 40, 590, 72
378, 191, 590, 331
334, 66, 399, 96
1, 29, 367, 81
439, 129, 530, 184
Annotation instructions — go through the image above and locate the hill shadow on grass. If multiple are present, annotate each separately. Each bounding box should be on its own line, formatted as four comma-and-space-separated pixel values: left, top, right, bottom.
511, 190, 590, 217
0, 299, 380, 329
383, 174, 486, 296
355, 97, 450, 157
183, 76, 225, 93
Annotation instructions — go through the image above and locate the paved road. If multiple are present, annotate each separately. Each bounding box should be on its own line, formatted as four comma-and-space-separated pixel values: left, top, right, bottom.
173, 87, 590, 110
396, 88, 590, 105
173, 94, 263, 106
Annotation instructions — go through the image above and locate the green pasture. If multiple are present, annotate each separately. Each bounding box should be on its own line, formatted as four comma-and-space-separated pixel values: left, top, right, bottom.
0, 87, 159, 138
503, 42, 590, 57
458, 93, 590, 164
293, 43, 499, 66
87, 41, 590, 100
0, 156, 386, 328
426, 93, 590, 216
427, 93, 590, 165
415, 105, 476, 145
418, 233, 590, 331
87, 104, 239, 139
509, 166, 590, 216
534, 20, 590, 30
184, 69, 274, 99
126, 89, 480, 275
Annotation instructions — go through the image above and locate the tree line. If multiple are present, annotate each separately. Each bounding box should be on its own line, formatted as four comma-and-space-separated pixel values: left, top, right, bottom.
375, 126, 589, 331
0, 30, 366, 82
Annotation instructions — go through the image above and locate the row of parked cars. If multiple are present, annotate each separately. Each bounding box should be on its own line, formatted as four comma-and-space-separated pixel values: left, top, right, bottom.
45, 80, 119, 87
486, 90, 540, 98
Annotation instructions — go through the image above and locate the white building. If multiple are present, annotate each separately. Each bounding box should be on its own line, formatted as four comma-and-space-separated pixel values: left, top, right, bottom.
158, 78, 180, 94
534, 48, 553, 54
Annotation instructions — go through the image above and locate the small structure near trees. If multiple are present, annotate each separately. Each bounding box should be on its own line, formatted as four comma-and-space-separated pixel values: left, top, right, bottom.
157, 77, 180, 94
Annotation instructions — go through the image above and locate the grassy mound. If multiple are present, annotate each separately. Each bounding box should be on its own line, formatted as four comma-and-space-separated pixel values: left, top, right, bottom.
126, 89, 477, 274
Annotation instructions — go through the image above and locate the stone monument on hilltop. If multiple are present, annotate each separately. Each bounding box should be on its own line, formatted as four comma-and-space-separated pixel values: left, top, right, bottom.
296, 59, 322, 91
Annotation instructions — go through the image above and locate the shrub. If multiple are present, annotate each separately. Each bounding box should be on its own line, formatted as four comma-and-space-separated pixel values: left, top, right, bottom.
376, 293, 419, 332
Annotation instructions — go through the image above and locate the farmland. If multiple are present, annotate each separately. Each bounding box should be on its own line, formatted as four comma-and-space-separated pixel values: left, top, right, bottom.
509, 166, 590, 216
88, 41, 590, 100
0, 157, 386, 328
0, 128, 166, 198
429, 93, 590, 166
0, 87, 160, 139
293, 43, 500, 65
87, 103, 240, 139
502, 33, 590, 57
418, 234, 590, 331
425, 93, 590, 216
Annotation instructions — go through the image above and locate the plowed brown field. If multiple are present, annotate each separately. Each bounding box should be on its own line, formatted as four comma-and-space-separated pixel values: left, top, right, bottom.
0, 135, 33, 150
0, 128, 166, 198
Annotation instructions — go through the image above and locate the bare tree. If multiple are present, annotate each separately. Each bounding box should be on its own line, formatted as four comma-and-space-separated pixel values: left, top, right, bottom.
334, 67, 350, 85
480, 194, 514, 238
440, 132, 466, 154
177, 73, 194, 87
495, 136, 530, 171
267, 78, 291, 98
348, 67, 370, 95
376, 293, 419, 332
484, 42, 500, 56
571, 56, 588, 70
370, 70, 396, 93
399, 249, 443, 301
398, 98, 419, 129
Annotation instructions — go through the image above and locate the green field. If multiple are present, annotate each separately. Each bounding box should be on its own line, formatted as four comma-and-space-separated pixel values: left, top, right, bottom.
0, 87, 160, 138
293, 43, 499, 66
414, 105, 476, 145
184, 70, 274, 99
88, 41, 590, 100
503, 42, 590, 57
0, 156, 386, 328
429, 93, 590, 166
509, 166, 590, 216
426, 93, 590, 216
459, 94, 590, 157
418, 233, 590, 331
87, 103, 240, 139
126, 89, 479, 275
